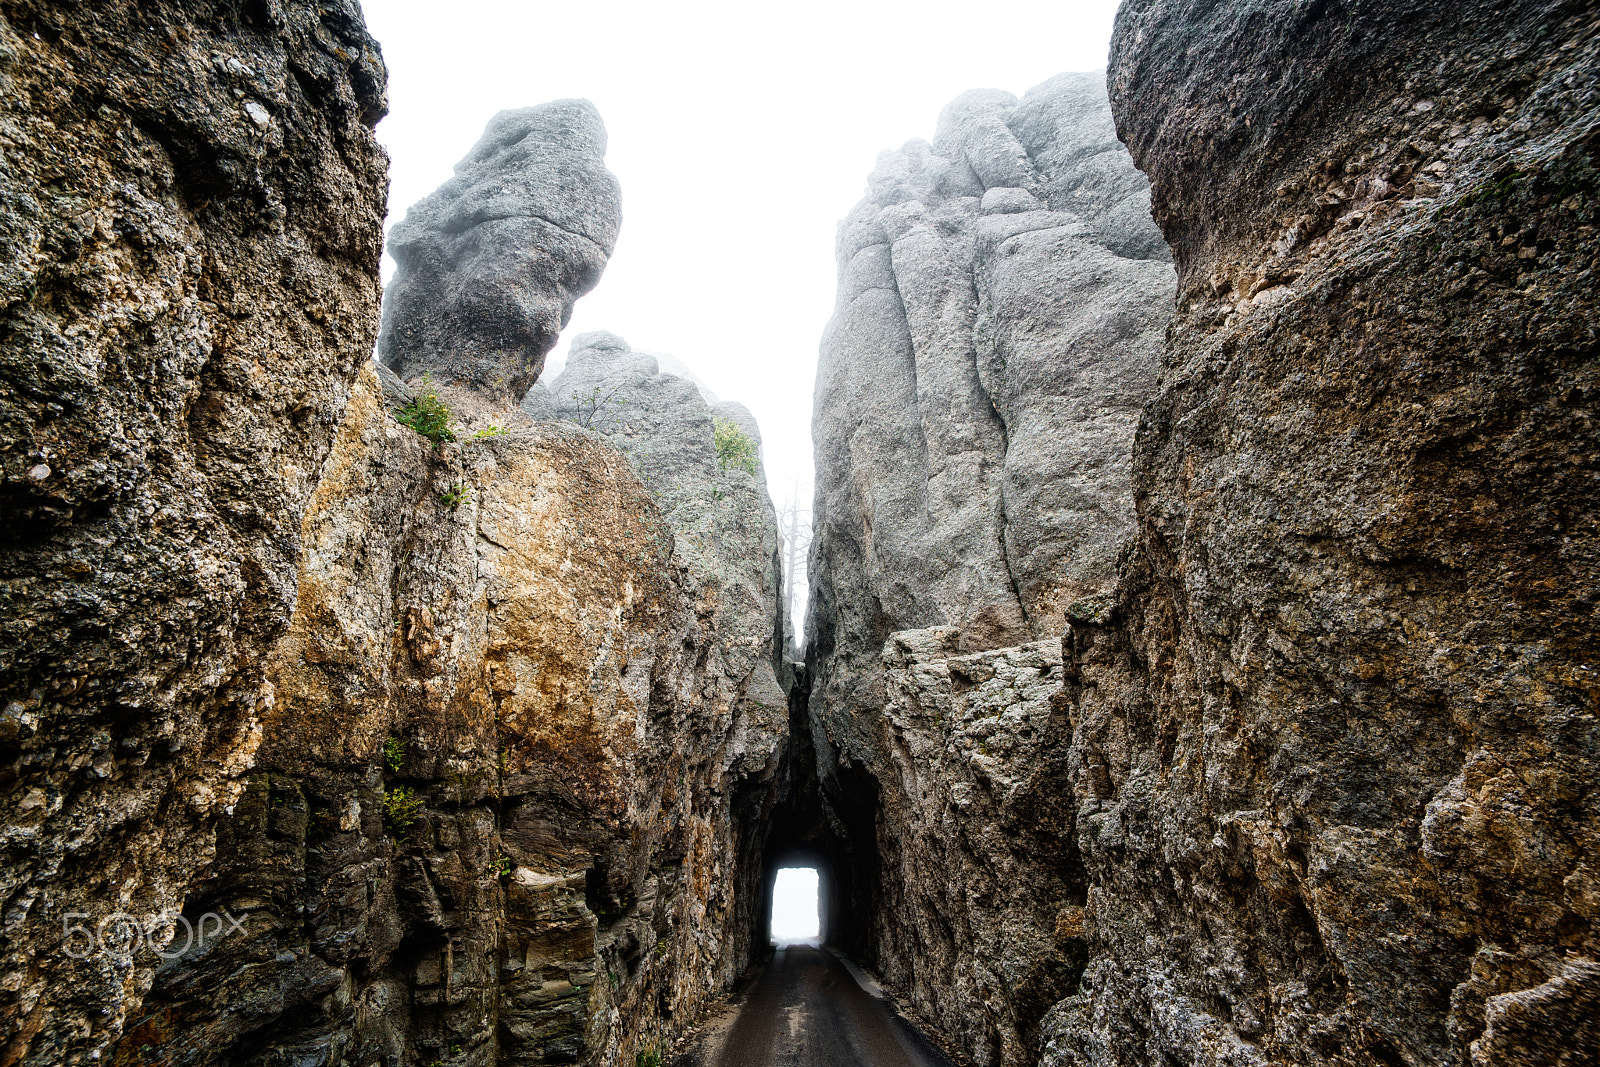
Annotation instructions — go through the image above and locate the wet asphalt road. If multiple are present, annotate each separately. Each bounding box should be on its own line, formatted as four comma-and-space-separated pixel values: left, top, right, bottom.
677, 945, 956, 1067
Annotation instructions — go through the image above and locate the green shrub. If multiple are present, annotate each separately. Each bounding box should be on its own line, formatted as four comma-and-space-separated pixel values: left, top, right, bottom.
383, 786, 423, 835
636, 1048, 662, 1067
396, 376, 456, 445
713, 418, 758, 476
382, 736, 406, 774
469, 424, 506, 439
440, 481, 470, 510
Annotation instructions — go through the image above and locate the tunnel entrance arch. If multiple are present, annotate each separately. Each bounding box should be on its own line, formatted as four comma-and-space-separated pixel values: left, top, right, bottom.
764, 846, 832, 946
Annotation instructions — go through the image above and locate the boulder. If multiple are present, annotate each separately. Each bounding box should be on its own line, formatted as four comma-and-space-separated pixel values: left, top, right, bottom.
376, 100, 622, 400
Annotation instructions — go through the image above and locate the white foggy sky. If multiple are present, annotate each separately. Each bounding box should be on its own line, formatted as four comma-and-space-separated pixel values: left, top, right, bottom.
770, 866, 820, 943
361, 0, 1126, 498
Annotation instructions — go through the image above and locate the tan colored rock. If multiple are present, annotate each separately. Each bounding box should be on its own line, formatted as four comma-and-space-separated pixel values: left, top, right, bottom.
115, 353, 788, 1064
0, 3, 387, 1061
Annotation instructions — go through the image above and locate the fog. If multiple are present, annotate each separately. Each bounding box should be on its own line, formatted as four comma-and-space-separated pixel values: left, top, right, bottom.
362, 0, 1124, 507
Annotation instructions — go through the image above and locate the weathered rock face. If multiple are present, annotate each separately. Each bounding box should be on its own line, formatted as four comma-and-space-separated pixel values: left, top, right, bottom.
810, 71, 1172, 677
0, 2, 388, 1061
109, 180, 782, 1067
804, 71, 1172, 1064
115, 364, 786, 1066
376, 101, 622, 401
1040, 4, 1600, 1065
1, 5, 783, 1064
875, 630, 1083, 1067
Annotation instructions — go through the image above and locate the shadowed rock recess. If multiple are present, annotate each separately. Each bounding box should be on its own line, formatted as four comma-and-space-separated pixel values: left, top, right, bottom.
1, 4, 787, 1065
805, 4, 1599, 1067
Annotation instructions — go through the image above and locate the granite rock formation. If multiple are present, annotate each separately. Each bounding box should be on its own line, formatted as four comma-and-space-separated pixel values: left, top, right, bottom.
1043, 2, 1600, 1064
0, 4, 785, 1064
808, 5, 1599, 1067
376, 101, 621, 401
115, 364, 787, 1067
811, 71, 1173, 668
803, 71, 1172, 1065
876, 630, 1081, 1067
0, 2, 388, 1061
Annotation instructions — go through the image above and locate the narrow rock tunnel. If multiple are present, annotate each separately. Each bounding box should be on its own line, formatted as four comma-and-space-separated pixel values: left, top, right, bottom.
5, 3, 1597, 1067
752, 664, 881, 959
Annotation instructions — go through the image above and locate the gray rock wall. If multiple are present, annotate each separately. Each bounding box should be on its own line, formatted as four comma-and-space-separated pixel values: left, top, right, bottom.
808, 9, 1600, 1066
804, 72, 1173, 1064
1047, 2, 1600, 1065
808, 69, 1173, 810
876, 631, 1082, 1066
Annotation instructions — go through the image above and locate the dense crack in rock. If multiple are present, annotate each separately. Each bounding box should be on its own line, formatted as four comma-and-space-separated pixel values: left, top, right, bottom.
1040, 3, 1600, 1064
376, 100, 622, 401
804, 71, 1173, 1067
0, 2, 388, 1062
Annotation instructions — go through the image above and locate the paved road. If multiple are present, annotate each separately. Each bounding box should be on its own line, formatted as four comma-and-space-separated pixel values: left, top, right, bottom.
675, 945, 956, 1067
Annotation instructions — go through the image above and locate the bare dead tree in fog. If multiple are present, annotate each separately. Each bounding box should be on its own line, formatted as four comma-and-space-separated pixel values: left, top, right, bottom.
778, 478, 812, 650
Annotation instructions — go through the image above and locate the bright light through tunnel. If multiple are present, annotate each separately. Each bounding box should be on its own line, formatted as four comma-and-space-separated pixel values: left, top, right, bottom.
770, 867, 820, 944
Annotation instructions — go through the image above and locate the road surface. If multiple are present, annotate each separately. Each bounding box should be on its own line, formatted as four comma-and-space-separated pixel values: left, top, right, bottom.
674, 944, 957, 1067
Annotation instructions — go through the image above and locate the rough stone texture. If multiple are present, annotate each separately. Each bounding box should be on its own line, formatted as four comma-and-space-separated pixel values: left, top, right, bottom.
376, 101, 621, 401
874, 631, 1083, 1066
112, 368, 787, 1067
803, 71, 1173, 1061
0, 4, 783, 1064
0, 3, 388, 1062
1039, 3, 1600, 1066
810, 71, 1172, 679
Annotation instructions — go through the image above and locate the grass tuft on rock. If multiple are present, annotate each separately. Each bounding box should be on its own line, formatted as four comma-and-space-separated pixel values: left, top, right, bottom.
713, 418, 758, 477
396, 375, 456, 445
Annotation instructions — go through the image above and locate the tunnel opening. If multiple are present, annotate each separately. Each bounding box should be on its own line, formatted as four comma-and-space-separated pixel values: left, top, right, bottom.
754, 658, 884, 957
769, 866, 821, 944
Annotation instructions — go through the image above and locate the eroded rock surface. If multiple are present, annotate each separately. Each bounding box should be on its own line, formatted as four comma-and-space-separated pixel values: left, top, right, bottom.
804, 71, 1172, 1065
376, 101, 622, 400
1, 5, 784, 1065
876, 631, 1082, 1067
0, 2, 388, 1061
1044, 2, 1600, 1065
810, 71, 1172, 673
807, 7, 1599, 1066
116, 366, 787, 1066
